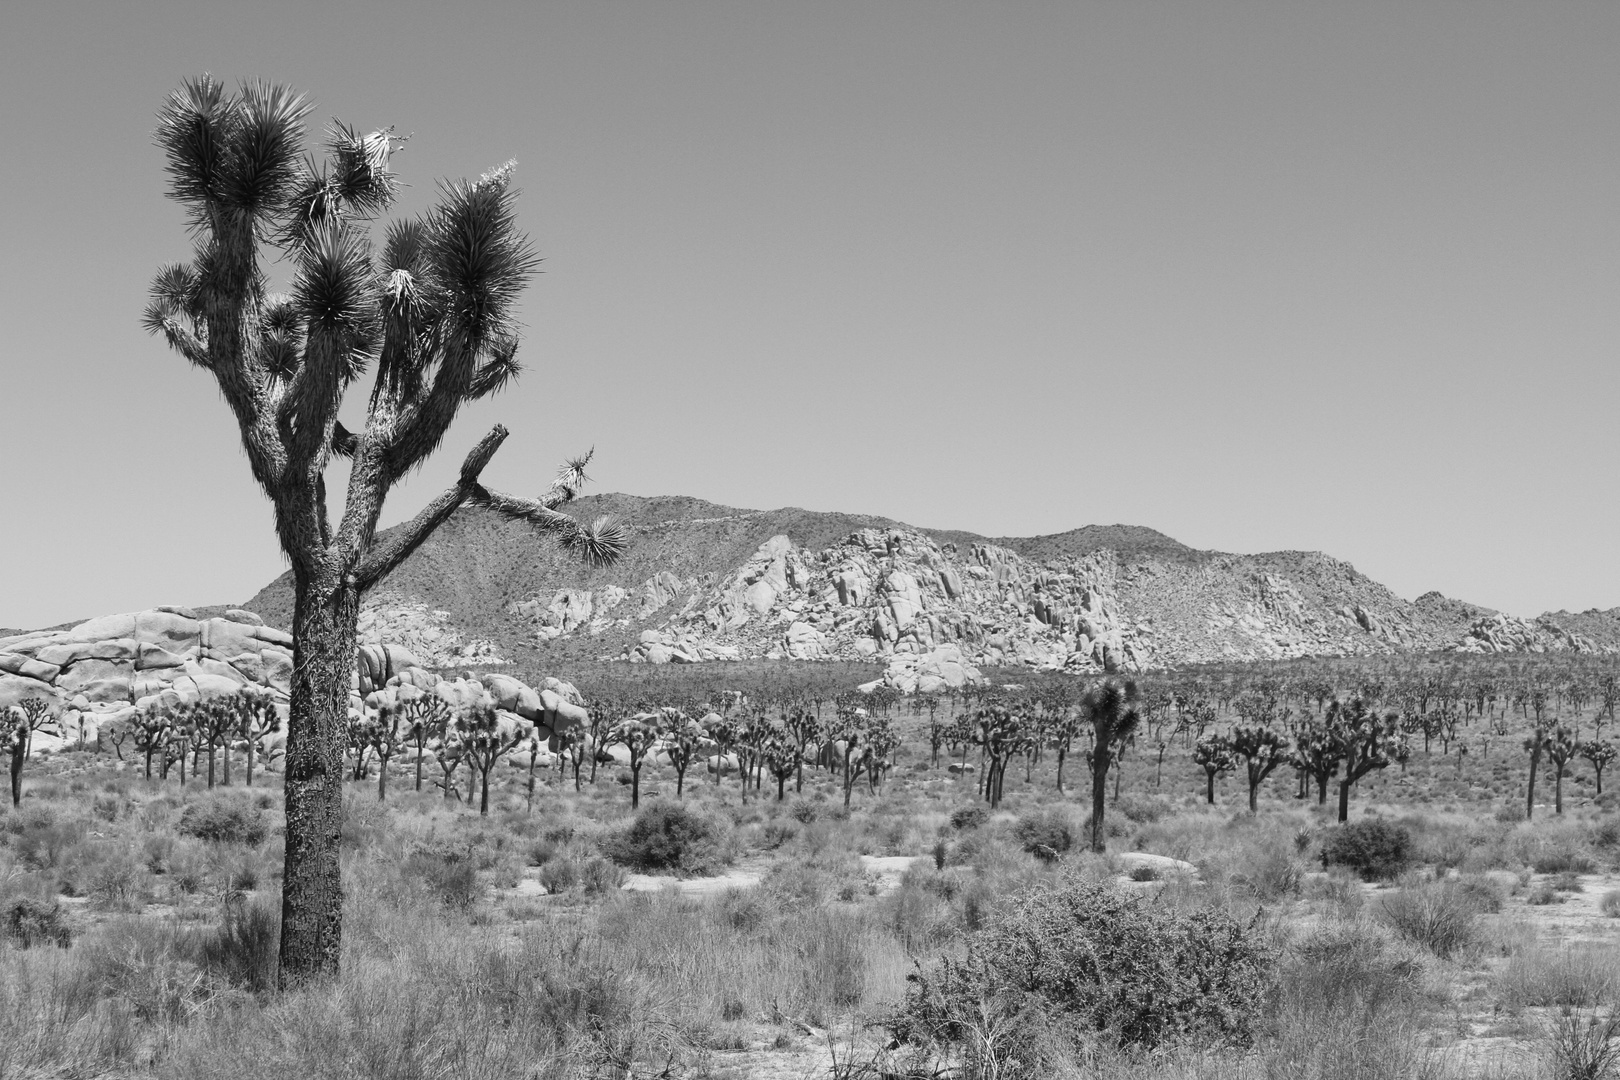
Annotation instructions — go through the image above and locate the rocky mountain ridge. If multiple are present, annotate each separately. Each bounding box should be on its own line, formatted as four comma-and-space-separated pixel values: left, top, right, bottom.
223, 495, 1619, 674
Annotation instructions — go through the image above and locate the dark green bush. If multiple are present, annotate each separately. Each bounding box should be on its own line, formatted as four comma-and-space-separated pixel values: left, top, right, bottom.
1320, 820, 1413, 881
949, 806, 990, 831
890, 873, 1273, 1056
1013, 809, 1073, 861
3, 898, 72, 948
1532, 849, 1595, 875
606, 803, 724, 875
177, 793, 267, 845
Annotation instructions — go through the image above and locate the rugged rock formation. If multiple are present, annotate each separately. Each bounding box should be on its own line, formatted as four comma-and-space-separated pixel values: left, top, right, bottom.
230, 494, 1618, 671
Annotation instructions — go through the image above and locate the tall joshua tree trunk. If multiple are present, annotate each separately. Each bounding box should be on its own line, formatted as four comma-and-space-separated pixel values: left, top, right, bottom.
144, 76, 625, 988
280, 573, 358, 976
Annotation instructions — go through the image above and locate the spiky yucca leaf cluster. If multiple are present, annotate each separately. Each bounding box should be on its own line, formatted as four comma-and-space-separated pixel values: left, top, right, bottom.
141, 74, 625, 580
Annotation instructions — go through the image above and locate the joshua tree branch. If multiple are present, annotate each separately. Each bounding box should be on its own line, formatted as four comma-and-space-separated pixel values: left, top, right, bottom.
352, 424, 508, 590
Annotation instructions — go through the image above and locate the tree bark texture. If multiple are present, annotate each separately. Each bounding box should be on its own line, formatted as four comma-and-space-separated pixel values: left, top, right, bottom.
278, 571, 359, 989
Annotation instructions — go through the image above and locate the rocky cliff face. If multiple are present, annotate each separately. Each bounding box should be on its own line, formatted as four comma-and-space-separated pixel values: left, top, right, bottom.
232, 495, 1616, 671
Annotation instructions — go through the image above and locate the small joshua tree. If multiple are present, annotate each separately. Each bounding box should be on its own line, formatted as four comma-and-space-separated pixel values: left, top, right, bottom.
131, 707, 172, 781
1580, 739, 1617, 797
1229, 725, 1290, 813
607, 712, 662, 810
1326, 698, 1408, 823
862, 713, 902, 795
1192, 734, 1236, 806
1082, 680, 1140, 853
658, 708, 707, 798
195, 699, 239, 788
1290, 717, 1345, 806
1534, 726, 1580, 816
783, 700, 823, 793
6, 700, 58, 807
398, 693, 447, 793
969, 701, 1030, 809
459, 700, 525, 816
365, 699, 412, 801
831, 697, 873, 809
760, 724, 800, 801
235, 688, 280, 788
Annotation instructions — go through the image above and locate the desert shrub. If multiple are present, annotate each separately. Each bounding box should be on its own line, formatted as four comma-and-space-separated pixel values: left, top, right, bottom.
1495, 803, 1527, 824
605, 803, 725, 875
892, 871, 1273, 1053
760, 820, 798, 849
1320, 820, 1412, 882
1303, 867, 1365, 916
197, 896, 279, 992
1554, 871, 1585, 893
141, 834, 175, 875
1542, 1009, 1620, 1080
762, 851, 865, 910
91, 793, 121, 822
1235, 846, 1303, 901
1528, 884, 1565, 906
579, 856, 626, 894
1012, 808, 1073, 861
3, 897, 72, 947
177, 793, 267, 845
526, 837, 562, 867
1497, 945, 1620, 1009
405, 849, 481, 910
10, 815, 85, 871
1596, 818, 1620, 849
1375, 878, 1481, 959
1534, 849, 1596, 875
1450, 873, 1507, 914
1601, 890, 1620, 918
1130, 863, 1160, 882
538, 856, 579, 894
1113, 793, 1173, 824
949, 806, 990, 831
69, 918, 207, 1022
86, 849, 147, 912
789, 799, 819, 824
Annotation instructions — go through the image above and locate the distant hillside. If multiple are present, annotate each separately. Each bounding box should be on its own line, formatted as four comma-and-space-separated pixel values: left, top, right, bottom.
238, 493, 1613, 671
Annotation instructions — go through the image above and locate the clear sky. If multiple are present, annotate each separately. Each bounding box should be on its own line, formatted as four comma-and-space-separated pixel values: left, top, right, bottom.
2, 2, 1617, 629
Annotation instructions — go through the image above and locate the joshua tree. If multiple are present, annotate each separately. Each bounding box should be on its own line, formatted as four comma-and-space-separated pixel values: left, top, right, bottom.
760, 725, 800, 801
459, 701, 526, 816
5, 700, 57, 807
1047, 697, 1082, 794
1580, 739, 1617, 797
861, 713, 902, 795
831, 698, 873, 810
1325, 698, 1408, 823
607, 712, 662, 810
1289, 718, 1345, 806
364, 700, 412, 801
1082, 680, 1140, 853
235, 689, 280, 788
782, 701, 823, 792
193, 699, 238, 787
143, 76, 625, 984
131, 708, 172, 781
1228, 725, 1290, 813
399, 694, 446, 793
1534, 726, 1580, 815
658, 708, 707, 798
1192, 734, 1235, 805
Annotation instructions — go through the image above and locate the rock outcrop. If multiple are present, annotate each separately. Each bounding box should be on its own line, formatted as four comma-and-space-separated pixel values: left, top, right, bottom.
0, 607, 295, 741
233, 494, 1620, 671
